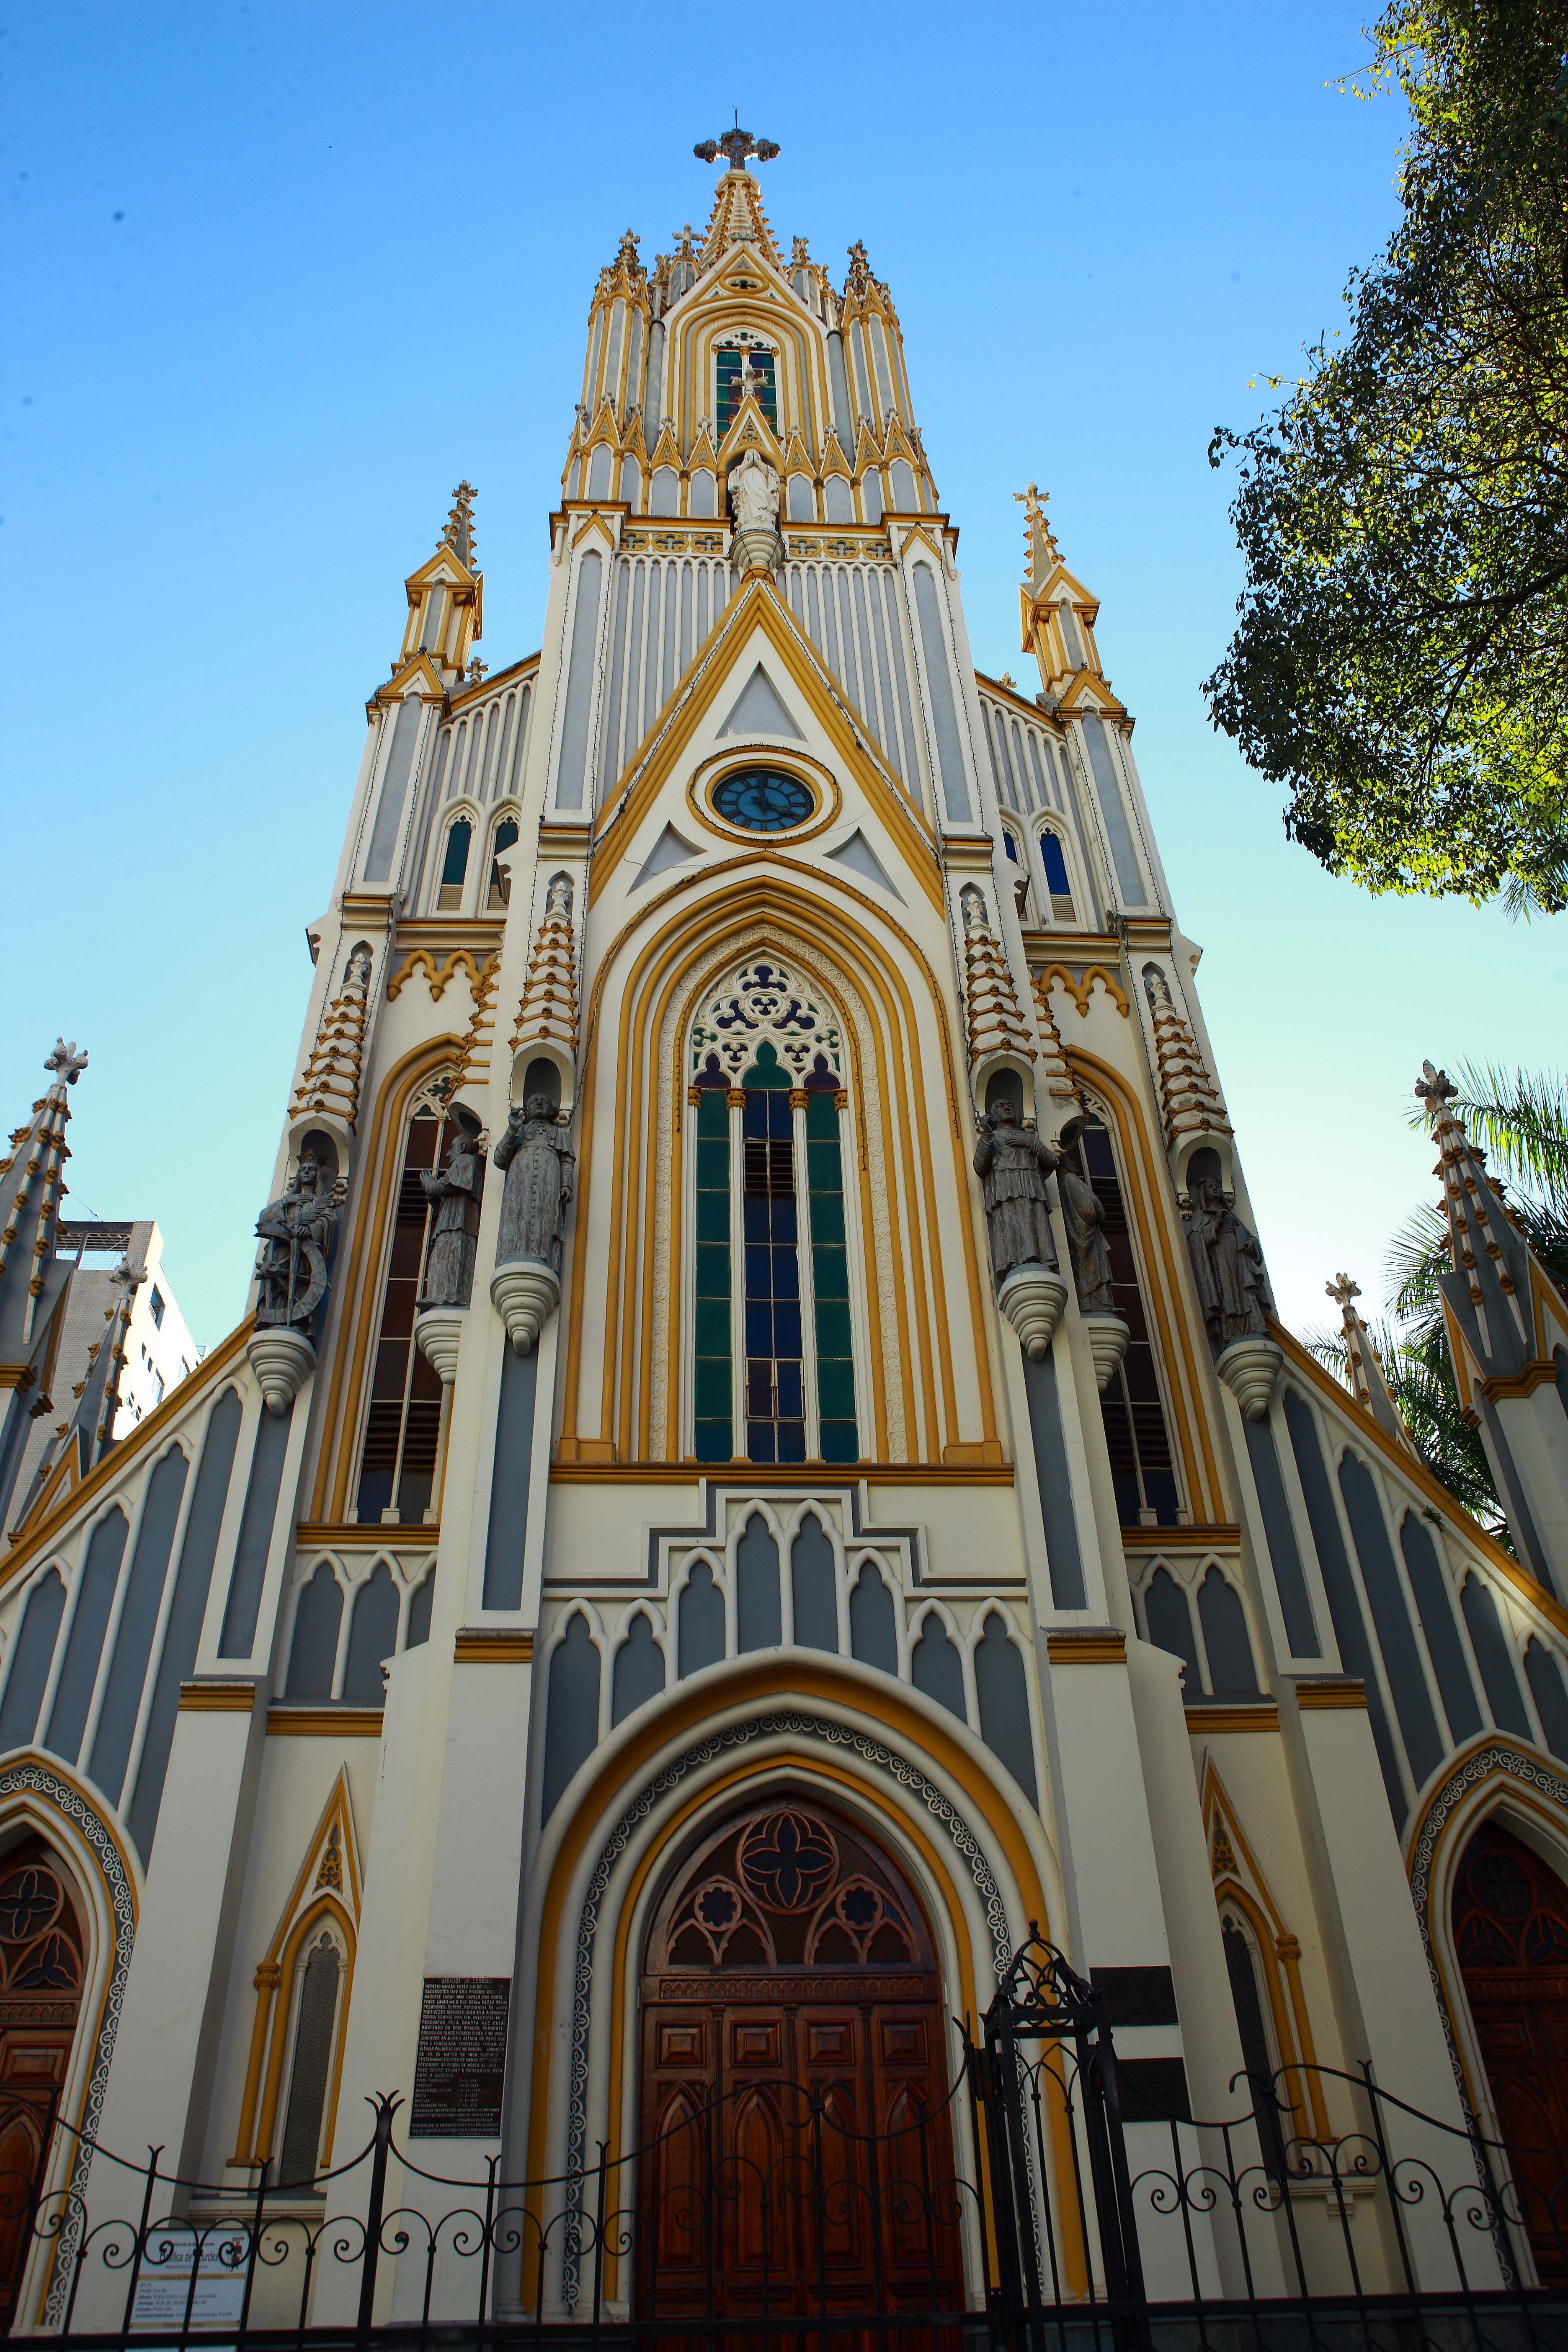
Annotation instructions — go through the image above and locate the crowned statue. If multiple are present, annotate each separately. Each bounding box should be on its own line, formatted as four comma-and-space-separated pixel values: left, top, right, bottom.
254, 1152, 347, 1330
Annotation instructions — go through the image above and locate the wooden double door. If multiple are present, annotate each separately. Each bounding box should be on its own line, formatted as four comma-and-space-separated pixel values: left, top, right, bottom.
0, 1839, 86, 2325
637, 1800, 964, 2331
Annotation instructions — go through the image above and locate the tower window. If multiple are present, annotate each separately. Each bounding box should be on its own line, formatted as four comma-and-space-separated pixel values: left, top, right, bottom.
487, 818, 519, 910
717, 345, 777, 434
1038, 828, 1076, 921
149, 1287, 165, 1329
437, 819, 472, 911
355, 1106, 456, 1524
743, 1067, 805, 1465
1061, 1115, 1180, 1527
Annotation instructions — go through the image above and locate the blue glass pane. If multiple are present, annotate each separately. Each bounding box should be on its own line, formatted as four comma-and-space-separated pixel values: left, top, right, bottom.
713, 767, 814, 833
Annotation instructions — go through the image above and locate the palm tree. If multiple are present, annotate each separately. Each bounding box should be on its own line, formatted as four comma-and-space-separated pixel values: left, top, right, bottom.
1307, 1064, 1568, 1548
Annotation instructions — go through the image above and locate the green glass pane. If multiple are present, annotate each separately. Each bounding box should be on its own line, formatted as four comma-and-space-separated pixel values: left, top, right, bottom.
812, 1242, 848, 1297
695, 1189, 730, 1244
741, 1041, 790, 1090
696, 1140, 730, 1189
694, 1359, 732, 1417
819, 1421, 859, 1465
805, 1091, 838, 1137
695, 1419, 733, 1463
816, 1357, 856, 1418
807, 1141, 843, 1192
814, 1300, 853, 1357
696, 1088, 729, 1136
694, 1244, 730, 1299
695, 1295, 730, 1353
808, 1192, 845, 1246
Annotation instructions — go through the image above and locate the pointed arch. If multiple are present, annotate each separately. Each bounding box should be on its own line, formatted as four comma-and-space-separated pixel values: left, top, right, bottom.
1199, 1759, 1328, 2139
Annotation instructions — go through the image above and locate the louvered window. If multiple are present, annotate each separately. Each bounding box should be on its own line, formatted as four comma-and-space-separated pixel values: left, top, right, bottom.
354, 1108, 453, 1524
1062, 1117, 1180, 1527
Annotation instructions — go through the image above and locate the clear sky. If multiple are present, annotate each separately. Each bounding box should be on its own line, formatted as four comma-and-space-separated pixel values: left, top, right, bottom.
3, 1, 1561, 1356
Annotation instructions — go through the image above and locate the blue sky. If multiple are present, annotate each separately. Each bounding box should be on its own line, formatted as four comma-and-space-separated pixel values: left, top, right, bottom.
3, 1, 1560, 1352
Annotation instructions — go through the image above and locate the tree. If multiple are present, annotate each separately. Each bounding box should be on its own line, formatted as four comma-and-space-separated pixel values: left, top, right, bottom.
1308, 1061, 1568, 1541
1204, 1, 1568, 915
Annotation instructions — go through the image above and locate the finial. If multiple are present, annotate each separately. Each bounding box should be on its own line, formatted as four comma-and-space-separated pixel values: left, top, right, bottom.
45, 1039, 88, 1086
467, 657, 488, 684
109, 1255, 147, 1295
791, 235, 810, 266
673, 221, 695, 254
1415, 1060, 1458, 1119
693, 124, 780, 171
441, 480, 478, 570
1326, 1272, 1361, 1309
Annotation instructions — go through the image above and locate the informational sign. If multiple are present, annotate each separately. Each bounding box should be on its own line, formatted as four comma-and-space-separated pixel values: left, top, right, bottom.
129, 2226, 248, 2338
409, 1975, 510, 2138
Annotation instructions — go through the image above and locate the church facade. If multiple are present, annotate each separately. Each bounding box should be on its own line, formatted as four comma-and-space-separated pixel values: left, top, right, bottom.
4, 134, 1568, 2329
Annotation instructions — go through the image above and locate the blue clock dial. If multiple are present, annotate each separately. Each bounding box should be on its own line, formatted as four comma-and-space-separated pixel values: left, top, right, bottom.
712, 767, 815, 833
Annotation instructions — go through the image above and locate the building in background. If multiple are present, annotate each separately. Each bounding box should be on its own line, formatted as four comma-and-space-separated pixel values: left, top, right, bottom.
2, 132, 1568, 2335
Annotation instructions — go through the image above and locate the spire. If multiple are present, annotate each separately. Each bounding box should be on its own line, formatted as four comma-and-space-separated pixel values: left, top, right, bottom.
1415, 1061, 1536, 1377
0, 1037, 87, 1354
1014, 483, 1060, 599
11, 1251, 144, 1531
1141, 967, 1232, 1160
1326, 1271, 1420, 1456
386, 485, 483, 689
441, 480, 477, 572
694, 122, 783, 271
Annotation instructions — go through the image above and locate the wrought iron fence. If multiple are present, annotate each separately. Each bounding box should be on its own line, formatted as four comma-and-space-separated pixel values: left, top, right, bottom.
0, 1932, 1565, 2352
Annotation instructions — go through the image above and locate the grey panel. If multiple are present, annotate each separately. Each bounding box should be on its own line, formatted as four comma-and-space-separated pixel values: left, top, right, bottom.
482, 1345, 538, 1611
541, 1614, 599, 1820
912, 565, 972, 823
342, 1563, 399, 1704
285, 1565, 343, 1700
911, 1620, 965, 1720
849, 1565, 897, 1674
1021, 1352, 1087, 1608
611, 1614, 665, 1724
678, 1564, 725, 1676
219, 1403, 294, 1657
1398, 1514, 1483, 1743
861, 471, 884, 524
1197, 1568, 1260, 1696
720, 664, 802, 740
1525, 1639, 1568, 1762
45, 1507, 129, 1764
278, 1936, 340, 2189
0, 1570, 67, 1752
1082, 718, 1147, 906
633, 824, 699, 888
88, 1447, 189, 1803
128, 1388, 243, 1858
825, 477, 854, 524
650, 468, 678, 516
828, 829, 902, 899
599, 560, 632, 802
1282, 1390, 1407, 1822
827, 331, 853, 442
363, 697, 423, 884
618, 457, 641, 506
405, 1574, 433, 1650
736, 1515, 782, 1652
689, 472, 715, 518
789, 1516, 837, 1653
974, 1613, 1037, 1801
890, 461, 917, 512
1460, 1575, 1532, 1736
882, 574, 920, 793
554, 552, 603, 810
1242, 1418, 1320, 1656
1338, 1454, 1444, 1787
787, 475, 814, 521
1143, 1566, 1200, 1692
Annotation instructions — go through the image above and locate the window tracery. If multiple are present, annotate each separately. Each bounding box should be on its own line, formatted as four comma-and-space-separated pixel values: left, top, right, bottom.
651, 1804, 921, 1974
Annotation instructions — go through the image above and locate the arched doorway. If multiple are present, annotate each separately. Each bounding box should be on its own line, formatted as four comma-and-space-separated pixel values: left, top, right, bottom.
637, 1795, 964, 2331
1453, 1819, 1568, 2274
0, 1837, 86, 2322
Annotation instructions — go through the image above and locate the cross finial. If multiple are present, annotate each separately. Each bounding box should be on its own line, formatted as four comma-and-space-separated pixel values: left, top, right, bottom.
45, 1039, 88, 1086
694, 124, 780, 171
1414, 1060, 1458, 1118
1326, 1271, 1361, 1309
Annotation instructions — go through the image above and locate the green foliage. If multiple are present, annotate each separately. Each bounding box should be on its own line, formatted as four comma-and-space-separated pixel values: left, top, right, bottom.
1205, 0, 1568, 912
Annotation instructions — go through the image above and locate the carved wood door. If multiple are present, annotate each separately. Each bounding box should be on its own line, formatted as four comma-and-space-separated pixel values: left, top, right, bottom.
0, 1841, 85, 2324
1454, 1822, 1568, 2277
637, 1800, 963, 2334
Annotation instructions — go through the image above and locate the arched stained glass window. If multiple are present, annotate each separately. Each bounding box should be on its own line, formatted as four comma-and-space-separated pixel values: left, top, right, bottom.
487, 818, 519, 910
355, 1098, 461, 1525
1059, 1112, 1180, 1526
1038, 828, 1075, 921
437, 820, 472, 911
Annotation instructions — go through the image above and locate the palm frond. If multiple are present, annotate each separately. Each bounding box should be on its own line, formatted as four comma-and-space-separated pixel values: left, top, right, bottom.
1303, 1323, 1351, 1383
1446, 1060, 1568, 1201
1385, 1202, 1450, 1328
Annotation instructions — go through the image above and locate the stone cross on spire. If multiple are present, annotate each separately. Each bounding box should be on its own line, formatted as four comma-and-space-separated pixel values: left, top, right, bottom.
694, 118, 780, 171
45, 1038, 88, 1087
1325, 1271, 1360, 1309
1414, 1060, 1458, 1119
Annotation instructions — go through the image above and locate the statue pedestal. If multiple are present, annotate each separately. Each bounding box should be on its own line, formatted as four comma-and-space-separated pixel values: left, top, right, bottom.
997, 1265, 1068, 1361
491, 1259, 560, 1356
414, 1306, 466, 1385
732, 524, 780, 574
247, 1326, 315, 1418
1081, 1312, 1131, 1393
1216, 1335, 1283, 1421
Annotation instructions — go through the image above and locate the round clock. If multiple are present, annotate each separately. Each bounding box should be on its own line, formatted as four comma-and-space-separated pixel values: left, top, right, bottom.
711, 766, 816, 833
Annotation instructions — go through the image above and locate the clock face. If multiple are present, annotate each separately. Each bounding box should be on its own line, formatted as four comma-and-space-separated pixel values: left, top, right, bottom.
712, 767, 815, 833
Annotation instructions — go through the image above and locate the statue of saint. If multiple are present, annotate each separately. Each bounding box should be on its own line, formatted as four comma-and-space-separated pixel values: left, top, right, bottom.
254, 1153, 346, 1329
1184, 1172, 1271, 1351
973, 1106, 1060, 1282
493, 1095, 575, 1274
727, 448, 779, 536
418, 1127, 483, 1309
1058, 1161, 1116, 1315
545, 872, 573, 923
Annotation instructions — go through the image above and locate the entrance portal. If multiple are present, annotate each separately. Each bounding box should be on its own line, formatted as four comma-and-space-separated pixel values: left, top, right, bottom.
637, 1797, 964, 2331
1453, 1820, 1568, 2275
0, 1837, 86, 2324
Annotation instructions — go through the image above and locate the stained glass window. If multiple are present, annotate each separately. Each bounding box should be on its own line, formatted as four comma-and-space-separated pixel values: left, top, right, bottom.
356, 1105, 453, 1524
717, 344, 777, 434
693, 1083, 733, 1462
1062, 1115, 1180, 1527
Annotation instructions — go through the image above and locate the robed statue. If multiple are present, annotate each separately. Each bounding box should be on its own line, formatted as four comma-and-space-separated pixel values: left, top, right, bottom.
418, 1127, 483, 1309
727, 448, 780, 536
973, 1106, 1060, 1282
493, 1094, 575, 1274
1058, 1160, 1116, 1315
254, 1153, 346, 1329
1184, 1171, 1270, 1351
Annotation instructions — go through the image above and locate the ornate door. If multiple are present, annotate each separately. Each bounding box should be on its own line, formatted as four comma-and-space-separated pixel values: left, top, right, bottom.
0, 1840, 85, 2323
637, 1799, 963, 2333
1453, 1822, 1568, 2276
